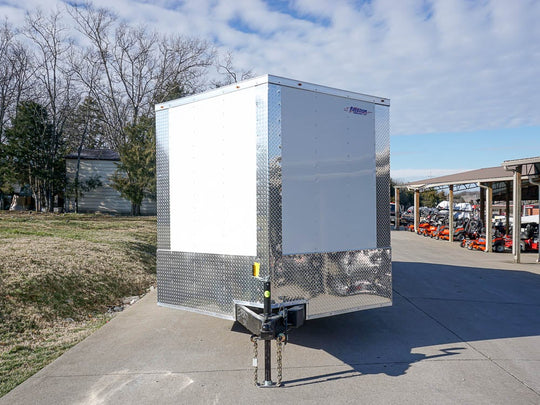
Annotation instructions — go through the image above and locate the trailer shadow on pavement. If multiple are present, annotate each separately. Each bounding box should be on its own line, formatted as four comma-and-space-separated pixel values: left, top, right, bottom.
260, 260, 540, 387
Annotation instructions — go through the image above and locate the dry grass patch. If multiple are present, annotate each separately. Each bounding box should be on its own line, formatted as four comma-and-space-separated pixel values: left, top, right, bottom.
0, 212, 156, 397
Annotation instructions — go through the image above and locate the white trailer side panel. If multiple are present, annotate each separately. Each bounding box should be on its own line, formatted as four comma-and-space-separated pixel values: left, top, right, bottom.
168, 88, 257, 256
281, 87, 377, 254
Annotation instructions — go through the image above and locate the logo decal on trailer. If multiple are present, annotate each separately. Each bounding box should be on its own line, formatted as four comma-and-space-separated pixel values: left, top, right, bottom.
344, 106, 372, 115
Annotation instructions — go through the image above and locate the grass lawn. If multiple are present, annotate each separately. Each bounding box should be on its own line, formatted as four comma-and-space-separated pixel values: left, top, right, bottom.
0, 212, 156, 397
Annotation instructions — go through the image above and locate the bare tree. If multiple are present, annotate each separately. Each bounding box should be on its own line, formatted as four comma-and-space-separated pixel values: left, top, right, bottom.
68, 2, 215, 150
0, 21, 33, 207
24, 9, 77, 211
212, 51, 254, 87
63, 96, 105, 212
0, 20, 32, 144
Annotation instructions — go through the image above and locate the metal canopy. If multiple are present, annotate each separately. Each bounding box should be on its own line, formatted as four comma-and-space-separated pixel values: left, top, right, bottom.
393, 157, 540, 264
502, 156, 540, 171
397, 166, 514, 191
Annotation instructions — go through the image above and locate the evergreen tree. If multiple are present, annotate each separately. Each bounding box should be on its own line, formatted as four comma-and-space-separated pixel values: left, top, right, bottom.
4, 101, 64, 211
110, 116, 156, 215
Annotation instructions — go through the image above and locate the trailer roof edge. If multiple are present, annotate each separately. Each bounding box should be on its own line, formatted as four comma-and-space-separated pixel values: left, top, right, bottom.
155, 74, 390, 111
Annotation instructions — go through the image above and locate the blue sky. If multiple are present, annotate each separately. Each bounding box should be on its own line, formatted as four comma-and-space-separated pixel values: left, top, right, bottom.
392, 126, 540, 182
1, 0, 539, 182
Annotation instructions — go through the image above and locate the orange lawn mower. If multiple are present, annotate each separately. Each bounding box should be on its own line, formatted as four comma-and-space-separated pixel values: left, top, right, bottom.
461, 232, 507, 252
438, 218, 468, 241
431, 216, 449, 239
504, 223, 539, 252
417, 220, 431, 235
416, 210, 441, 236
459, 218, 483, 249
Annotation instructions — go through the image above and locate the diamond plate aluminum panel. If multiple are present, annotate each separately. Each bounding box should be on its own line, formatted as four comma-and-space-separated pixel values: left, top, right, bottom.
157, 250, 262, 319
255, 84, 271, 278
267, 84, 283, 285
156, 108, 170, 250
375, 104, 391, 248
274, 248, 391, 318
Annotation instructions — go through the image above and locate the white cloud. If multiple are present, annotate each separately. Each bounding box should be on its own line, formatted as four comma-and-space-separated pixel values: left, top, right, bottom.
1, 0, 539, 137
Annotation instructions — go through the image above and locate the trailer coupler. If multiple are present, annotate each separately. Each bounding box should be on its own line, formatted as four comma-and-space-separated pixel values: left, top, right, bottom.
235, 280, 305, 387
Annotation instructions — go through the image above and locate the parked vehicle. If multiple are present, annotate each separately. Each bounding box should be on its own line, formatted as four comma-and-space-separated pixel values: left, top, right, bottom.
438, 219, 468, 241
461, 231, 506, 252
390, 203, 405, 226
505, 223, 539, 252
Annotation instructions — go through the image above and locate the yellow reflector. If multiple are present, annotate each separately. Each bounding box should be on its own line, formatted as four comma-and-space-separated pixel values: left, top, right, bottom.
252, 262, 260, 277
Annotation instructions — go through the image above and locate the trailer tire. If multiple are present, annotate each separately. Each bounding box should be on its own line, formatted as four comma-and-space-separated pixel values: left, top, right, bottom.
495, 244, 505, 253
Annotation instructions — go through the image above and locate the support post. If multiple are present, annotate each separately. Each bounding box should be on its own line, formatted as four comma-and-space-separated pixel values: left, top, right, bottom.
485, 183, 493, 253
512, 168, 522, 263
448, 185, 454, 243
528, 177, 540, 263
505, 181, 511, 236
414, 189, 420, 233
395, 188, 400, 230
480, 187, 485, 226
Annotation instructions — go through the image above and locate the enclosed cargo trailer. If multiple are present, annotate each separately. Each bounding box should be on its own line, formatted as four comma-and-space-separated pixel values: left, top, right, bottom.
155, 74, 391, 322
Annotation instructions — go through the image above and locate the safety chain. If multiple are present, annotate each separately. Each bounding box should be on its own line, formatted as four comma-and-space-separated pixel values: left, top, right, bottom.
276, 339, 283, 386
276, 333, 286, 387
251, 334, 287, 387
251, 335, 258, 386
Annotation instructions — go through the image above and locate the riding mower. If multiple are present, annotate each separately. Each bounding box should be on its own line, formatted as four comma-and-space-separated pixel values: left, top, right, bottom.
461, 235, 505, 253
437, 218, 468, 241
504, 223, 539, 252
425, 218, 443, 238
463, 218, 483, 241
521, 236, 539, 252
459, 218, 484, 249
417, 220, 431, 235
461, 231, 506, 252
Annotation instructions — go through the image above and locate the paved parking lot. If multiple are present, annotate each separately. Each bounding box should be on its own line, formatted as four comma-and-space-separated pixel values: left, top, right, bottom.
2, 231, 540, 404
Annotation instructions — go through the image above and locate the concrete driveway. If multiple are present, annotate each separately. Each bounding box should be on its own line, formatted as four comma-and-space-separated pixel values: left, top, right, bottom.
2, 231, 540, 404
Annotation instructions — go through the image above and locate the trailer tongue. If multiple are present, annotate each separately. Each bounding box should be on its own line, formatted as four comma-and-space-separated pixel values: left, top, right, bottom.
155, 75, 391, 387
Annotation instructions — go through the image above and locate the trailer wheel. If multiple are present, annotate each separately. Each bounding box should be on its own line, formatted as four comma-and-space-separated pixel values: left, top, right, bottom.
495, 244, 505, 253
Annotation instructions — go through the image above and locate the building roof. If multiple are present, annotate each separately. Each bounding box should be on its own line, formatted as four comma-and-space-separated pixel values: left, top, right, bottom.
399, 166, 513, 190
65, 149, 120, 161
502, 156, 540, 169
502, 156, 540, 179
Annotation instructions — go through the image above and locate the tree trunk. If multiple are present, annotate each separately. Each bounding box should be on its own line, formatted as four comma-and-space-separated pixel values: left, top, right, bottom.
74, 146, 84, 214
131, 203, 141, 216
